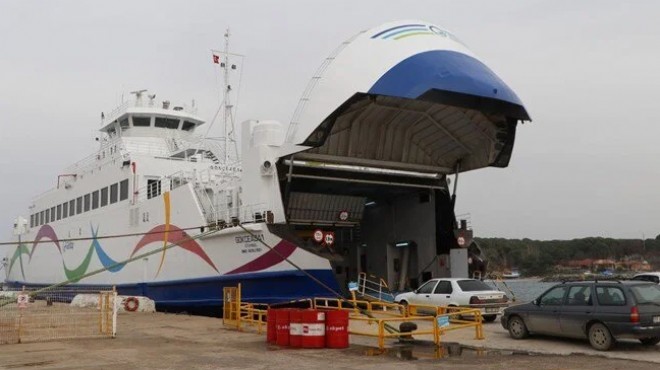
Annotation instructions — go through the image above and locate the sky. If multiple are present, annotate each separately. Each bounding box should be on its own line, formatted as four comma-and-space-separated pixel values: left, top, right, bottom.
1, 0, 659, 259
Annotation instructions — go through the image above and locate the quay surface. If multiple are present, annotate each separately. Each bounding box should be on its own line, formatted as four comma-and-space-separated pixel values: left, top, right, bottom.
1, 312, 658, 369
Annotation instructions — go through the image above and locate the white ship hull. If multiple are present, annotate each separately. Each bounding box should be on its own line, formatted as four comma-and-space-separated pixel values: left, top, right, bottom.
6, 183, 337, 308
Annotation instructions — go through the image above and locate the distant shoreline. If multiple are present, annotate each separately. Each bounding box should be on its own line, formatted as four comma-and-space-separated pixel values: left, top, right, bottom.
539, 273, 634, 282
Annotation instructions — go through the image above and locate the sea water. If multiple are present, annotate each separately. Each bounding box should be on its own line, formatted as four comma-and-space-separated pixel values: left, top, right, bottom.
484, 278, 555, 303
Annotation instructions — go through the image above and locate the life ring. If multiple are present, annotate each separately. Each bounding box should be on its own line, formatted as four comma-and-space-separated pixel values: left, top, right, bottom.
124, 297, 140, 312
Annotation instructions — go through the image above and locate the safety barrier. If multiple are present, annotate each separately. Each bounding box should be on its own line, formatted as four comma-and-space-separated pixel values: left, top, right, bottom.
349, 305, 484, 350
221, 285, 485, 351
222, 284, 268, 334
313, 297, 402, 317
350, 315, 438, 350
222, 285, 241, 330
0, 286, 117, 345
239, 303, 268, 334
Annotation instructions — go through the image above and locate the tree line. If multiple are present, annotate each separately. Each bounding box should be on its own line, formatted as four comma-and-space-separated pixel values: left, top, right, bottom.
477, 235, 660, 277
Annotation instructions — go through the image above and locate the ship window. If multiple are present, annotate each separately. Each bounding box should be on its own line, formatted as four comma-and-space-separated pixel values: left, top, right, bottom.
45, 209, 50, 224
39, 211, 44, 225
119, 117, 129, 129
155, 117, 180, 129
120, 179, 129, 201
56, 205, 62, 220
101, 187, 109, 207
76, 196, 83, 214
182, 121, 196, 131
62, 202, 68, 218
84, 194, 91, 212
92, 190, 99, 209
147, 179, 161, 199
110, 183, 118, 204
50, 207, 55, 222
69, 200, 76, 216
132, 116, 151, 127
30, 214, 34, 228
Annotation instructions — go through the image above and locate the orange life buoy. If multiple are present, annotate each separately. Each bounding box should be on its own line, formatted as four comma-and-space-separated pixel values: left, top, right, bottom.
124, 297, 140, 312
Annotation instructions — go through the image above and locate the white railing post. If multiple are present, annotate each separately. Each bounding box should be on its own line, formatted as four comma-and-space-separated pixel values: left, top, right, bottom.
112, 289, 118, 338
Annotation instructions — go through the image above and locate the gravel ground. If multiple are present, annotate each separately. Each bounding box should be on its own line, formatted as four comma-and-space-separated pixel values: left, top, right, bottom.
0, 312, 658, 369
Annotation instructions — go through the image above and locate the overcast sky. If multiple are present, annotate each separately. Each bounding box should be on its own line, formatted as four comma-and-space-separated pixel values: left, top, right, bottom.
1, 0, 659, 258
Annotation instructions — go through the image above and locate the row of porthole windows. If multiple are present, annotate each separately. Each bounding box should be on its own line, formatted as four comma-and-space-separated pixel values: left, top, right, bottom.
30, 179, 129, 228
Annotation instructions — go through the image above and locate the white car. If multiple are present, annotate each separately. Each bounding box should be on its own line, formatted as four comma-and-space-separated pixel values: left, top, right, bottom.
394, 278, 509, 322
632, 272, 660, 284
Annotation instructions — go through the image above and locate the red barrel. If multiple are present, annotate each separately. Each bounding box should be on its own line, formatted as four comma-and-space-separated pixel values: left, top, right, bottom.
325, 310, 349, 348
266, 308, 277, 343
275, 309, 290, 346
289, 309, 303, 347
301, 310, 325, 348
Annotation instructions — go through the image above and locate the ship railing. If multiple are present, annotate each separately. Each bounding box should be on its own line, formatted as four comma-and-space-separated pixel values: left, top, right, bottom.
123, 141, 170, 157
63, 139, 128, 174
205, 203, 271, 228
164, 137, 236, 165
356, 272, 396, 303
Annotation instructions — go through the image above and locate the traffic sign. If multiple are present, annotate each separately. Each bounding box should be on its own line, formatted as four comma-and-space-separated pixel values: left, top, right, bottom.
324, 232, 335, 246
313, 229, 324, 243
457, 236, 466, 247
338, 210, 349, 221
17, 294, 29, 309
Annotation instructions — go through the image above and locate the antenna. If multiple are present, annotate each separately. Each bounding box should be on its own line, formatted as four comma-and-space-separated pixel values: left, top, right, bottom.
130, 89, 148, 97
220, 29, 239, 163
206, 29, 244, 163
130, 89, 148, 106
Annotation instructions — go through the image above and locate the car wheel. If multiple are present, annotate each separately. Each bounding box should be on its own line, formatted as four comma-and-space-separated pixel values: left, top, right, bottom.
507, 316, 529, 339
588, 323, 614, 351
482, 314, 497, 323
639, 337, 660, 346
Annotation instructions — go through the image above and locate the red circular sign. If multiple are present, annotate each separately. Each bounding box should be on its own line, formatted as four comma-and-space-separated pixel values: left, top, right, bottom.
338, 210, 349, 221
313, 229, 324, 243
324, 232, 335, 246
457, 236, 466, 246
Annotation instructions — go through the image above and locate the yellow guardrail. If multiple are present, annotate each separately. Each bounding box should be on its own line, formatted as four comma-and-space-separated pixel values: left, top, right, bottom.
222, 284, 269, 333
313, 297, 371, 313
350, 315, 438, 350
222, 285, 485, 350
349, 306, 484, 349
313, 297, 403, 317
239, 303, 268, 334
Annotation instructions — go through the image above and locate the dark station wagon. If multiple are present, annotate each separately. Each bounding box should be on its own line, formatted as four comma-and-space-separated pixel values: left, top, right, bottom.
501, 281, 660, 350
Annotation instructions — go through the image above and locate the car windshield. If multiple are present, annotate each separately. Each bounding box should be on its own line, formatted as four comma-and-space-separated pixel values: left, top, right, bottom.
630, 284, 660, 304
457, 280, 493, 292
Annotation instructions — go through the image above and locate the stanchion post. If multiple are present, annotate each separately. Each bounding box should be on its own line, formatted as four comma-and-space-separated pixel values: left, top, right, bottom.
378, 320, 385, 350
112, 286, 118, 338
237, 283, 242, 332
18, 286, 25, 344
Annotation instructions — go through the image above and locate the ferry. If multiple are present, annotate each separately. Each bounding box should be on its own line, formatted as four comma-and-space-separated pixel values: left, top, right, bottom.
3, 20, 531, 310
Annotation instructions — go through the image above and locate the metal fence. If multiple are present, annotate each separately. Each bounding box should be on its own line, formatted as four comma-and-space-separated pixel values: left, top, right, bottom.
0, 286, 117, 344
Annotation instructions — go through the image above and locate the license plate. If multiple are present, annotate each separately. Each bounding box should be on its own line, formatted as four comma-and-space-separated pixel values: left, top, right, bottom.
486, 308, 500, 313
654, 316, 660, 324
